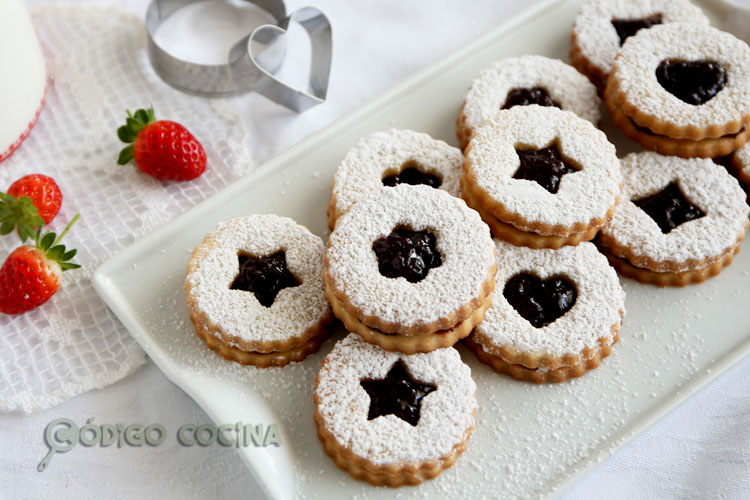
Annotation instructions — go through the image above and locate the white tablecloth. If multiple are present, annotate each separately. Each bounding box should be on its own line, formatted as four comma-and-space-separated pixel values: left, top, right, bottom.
2, 0, 749, 498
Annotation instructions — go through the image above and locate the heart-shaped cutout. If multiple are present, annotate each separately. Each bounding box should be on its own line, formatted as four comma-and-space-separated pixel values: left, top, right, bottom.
503, 273, 577, 328
238, 7, 332, 112
656, 60, 726, 105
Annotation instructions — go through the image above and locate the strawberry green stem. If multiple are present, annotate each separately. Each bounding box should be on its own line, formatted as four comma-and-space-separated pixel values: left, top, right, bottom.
54, 213, 80, 246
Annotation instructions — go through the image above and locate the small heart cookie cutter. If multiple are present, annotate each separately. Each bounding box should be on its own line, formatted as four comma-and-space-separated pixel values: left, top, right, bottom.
145, 0, 332, 112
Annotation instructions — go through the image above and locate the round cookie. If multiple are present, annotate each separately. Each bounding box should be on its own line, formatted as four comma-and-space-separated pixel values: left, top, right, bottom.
457, 55, 600, 150
598, 152, 749, 286
462, 105, 621, 248
328, 129, 462, 230
606, 23, 750, 141
185, 215, 332, 367
324, 184, 496, 353
570, 0, 709, 91
730, 142, 750, 199
314, 333, 477, 487
466, 240, 624, 383
607, 100, 750, 158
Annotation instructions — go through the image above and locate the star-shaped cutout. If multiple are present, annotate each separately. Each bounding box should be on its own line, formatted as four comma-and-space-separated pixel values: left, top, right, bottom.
513, 143, 581, 194
633, 182, 706, 234
360, 360, 437, 426
230, 251, 299, 307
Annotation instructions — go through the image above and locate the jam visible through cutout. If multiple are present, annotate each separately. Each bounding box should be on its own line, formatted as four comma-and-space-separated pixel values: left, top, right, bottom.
633, 182, 706, 234
382, 161, 442, 189
504, 273, 577, 328
611, 14, 662, 45
372, 227, 442, 283
502, 87, 560, 110
513, 143, 581, 194
360, 360, 437, 426
230, 251, 300, 307
656, 60, 727, 105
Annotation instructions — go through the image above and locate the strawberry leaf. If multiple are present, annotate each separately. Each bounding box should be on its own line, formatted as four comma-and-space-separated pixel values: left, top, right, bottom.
117, 125, 137, 143
47, 244, 65, 262
134, 108, 149, 123
19, 225, 36, 243
40, 232, 55, 251
34, 214, 82, 272
126, 116, 141, 131
0, 192, 45, 243
118, 145, 135, 165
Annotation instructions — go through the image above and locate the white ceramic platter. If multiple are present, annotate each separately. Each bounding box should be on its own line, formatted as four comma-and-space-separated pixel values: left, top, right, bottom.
93, 1, 750, 499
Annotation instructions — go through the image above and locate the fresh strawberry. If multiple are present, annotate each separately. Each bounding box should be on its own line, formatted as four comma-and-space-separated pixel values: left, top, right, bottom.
7, 174, 62, 224
0, 214, 80, 314
117, 107, 207, 181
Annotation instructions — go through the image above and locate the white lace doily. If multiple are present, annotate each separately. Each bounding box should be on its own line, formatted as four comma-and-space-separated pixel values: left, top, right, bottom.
0, 4, 251, 413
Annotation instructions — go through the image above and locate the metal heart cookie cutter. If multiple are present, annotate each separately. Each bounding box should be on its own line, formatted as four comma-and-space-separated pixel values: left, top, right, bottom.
145, 0, 332, 112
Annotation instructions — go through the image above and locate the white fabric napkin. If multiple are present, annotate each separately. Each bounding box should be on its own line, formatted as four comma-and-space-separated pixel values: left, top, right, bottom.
0, 3, 254, 413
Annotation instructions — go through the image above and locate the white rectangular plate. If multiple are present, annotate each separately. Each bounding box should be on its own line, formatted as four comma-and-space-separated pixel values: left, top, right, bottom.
93, 1, 750, 499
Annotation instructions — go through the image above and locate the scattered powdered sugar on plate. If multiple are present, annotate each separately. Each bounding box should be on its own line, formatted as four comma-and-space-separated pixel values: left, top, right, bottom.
462, 55, 600, 134
326, 185, 495, 328
185, 215, 329, 344
613, 23, 750, 128
331, 129, 463, 218
572, 0, 709, 76
466, 105, 621, 227
601, 152, 749, 266
476, 240, 624, 357
315, 333, 476, 465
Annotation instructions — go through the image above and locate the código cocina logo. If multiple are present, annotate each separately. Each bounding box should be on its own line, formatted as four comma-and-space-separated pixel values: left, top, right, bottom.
38, 417, 282, 471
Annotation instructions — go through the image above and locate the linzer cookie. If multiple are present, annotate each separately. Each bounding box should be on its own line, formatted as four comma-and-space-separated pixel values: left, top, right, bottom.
605, 23, 750, 157
462, 105, 621, 249
456, 55, 600, 150
466, 240, 624, 383
328, 129, 462, 230
185, 215, 332, 367
313, 333, 477, 486
570, 0, 709, 91
598, 152, 749, 286
729, 143, 750, 203
324, 184, 496, 354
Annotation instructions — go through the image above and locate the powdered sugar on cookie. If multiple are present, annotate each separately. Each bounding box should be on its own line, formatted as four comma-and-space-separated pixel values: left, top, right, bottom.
314, 333, 476, 465
474, 240, 624, 360
466, 105, 621, 228
733, 142, 750, 181
601, 152, 749, 268
326, 185, 495, 328
331, 129, 462, 222
185, 215, 329, 345
572, 0, 709, 77
461, 55, 600, 138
